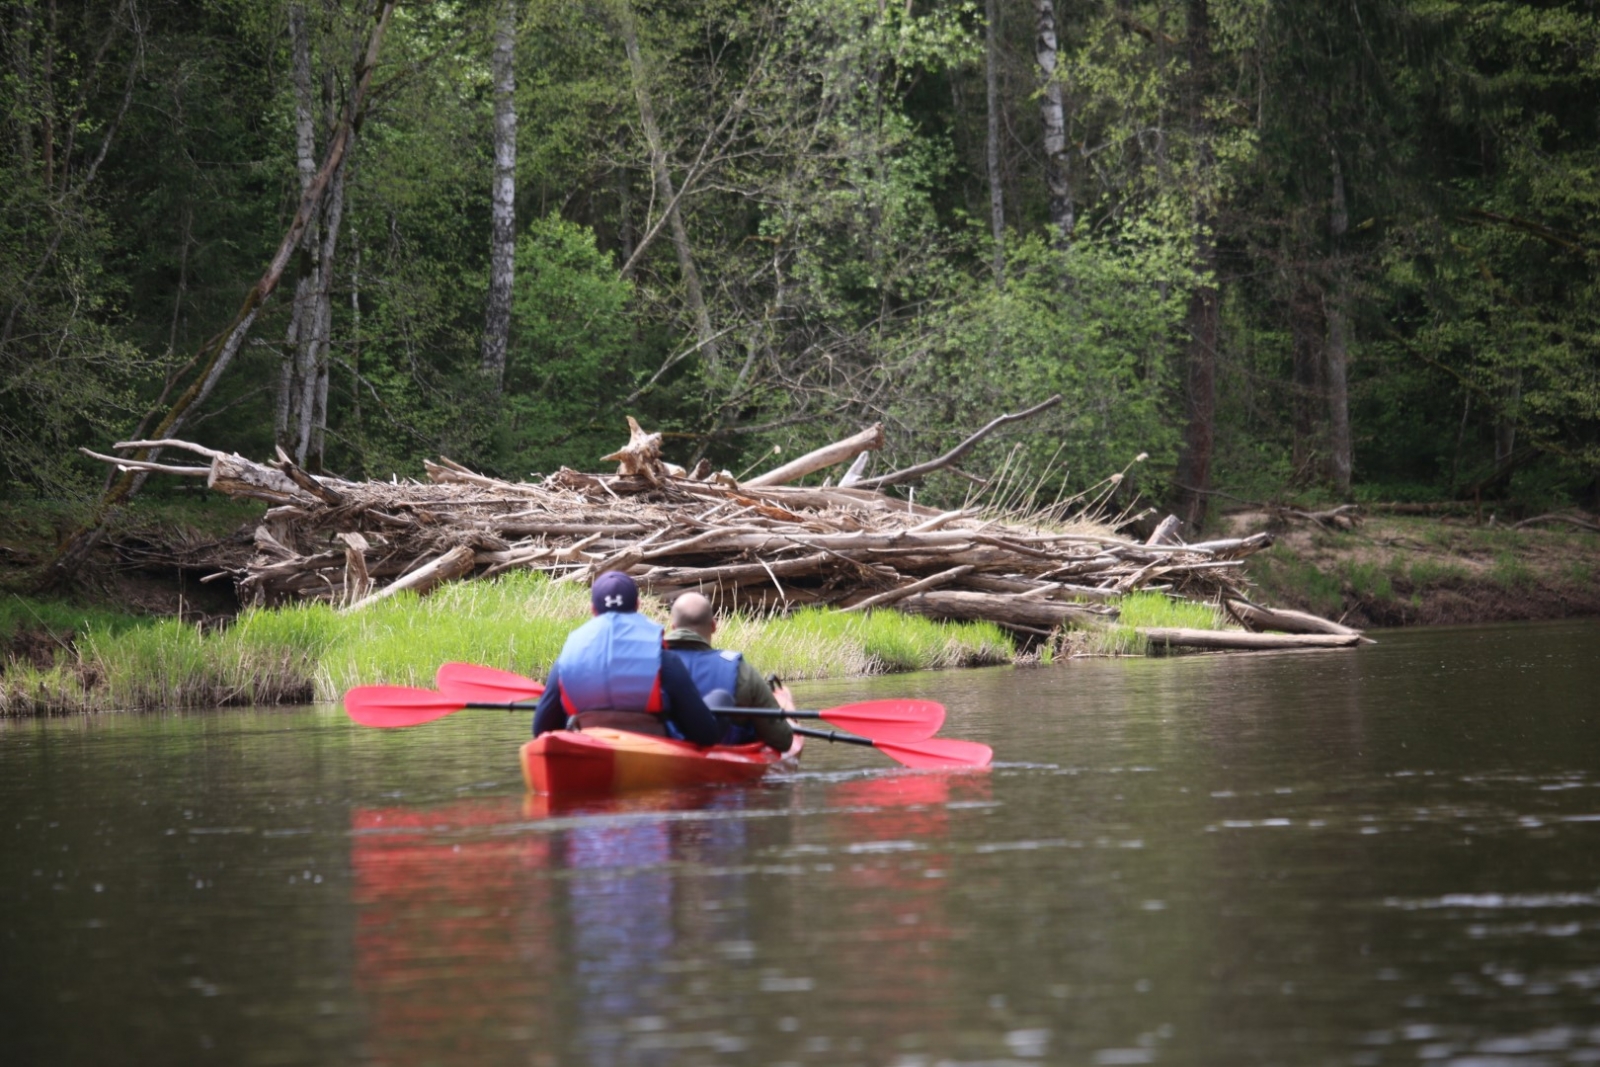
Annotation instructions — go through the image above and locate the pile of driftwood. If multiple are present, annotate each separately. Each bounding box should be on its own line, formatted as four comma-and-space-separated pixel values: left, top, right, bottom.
81, 416, 1361, 649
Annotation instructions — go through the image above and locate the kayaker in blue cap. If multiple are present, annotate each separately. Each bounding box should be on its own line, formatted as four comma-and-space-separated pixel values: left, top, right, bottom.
664, 592, 796, 751
530, 571, 722, 744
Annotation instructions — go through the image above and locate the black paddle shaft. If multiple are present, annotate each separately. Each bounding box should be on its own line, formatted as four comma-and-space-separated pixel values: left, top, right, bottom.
791, 724, 874, 748
462, 699, 826, 721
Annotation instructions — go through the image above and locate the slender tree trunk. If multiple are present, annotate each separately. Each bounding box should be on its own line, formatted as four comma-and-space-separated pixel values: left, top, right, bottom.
618, 0, 718, 367
1034, 0, 1073, 250
280, 3, 320, 454
480, 0, 516, 390
350, 222, 361, 430
1325, 146, 1352, 496
1173, 0, 1217, 531
1290, 276, 1325, 483
985, 0, 1005, 286
303, 161, 345, 470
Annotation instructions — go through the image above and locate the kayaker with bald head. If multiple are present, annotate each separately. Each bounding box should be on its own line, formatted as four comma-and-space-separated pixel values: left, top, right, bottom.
529, 571, 722, 745
664, 592, 796, 752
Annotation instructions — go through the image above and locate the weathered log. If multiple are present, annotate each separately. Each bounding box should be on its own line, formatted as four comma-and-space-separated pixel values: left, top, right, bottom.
1224, 598, 1365, 638
745, 423, 884, 488
896, 590, 1107, 630
841, 565, 976, 613
1146, 514, 1183, 545
208, 454, 308, 505
338, 532, 372, 603
342, 544, 476, 613
1139, 628, 1362, 651
273, 446, 344, 505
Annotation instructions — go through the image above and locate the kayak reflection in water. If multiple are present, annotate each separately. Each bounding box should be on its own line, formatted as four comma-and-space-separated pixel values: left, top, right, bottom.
664, 592, 796, 752
530, 571, 721, 744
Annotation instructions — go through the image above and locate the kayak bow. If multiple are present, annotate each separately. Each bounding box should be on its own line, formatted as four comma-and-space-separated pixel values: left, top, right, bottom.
521, 728, 804, 796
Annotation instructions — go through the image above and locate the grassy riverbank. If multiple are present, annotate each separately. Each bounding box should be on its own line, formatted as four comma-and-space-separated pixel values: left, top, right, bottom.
1, 573, 1014, 715
1232, 513, 1600, 627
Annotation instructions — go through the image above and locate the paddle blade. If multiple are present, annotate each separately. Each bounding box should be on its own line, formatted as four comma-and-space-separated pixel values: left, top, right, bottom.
874, 737, 993, 770
343, 685, 469, 728
435, 662, 545, 703
818, 699, 945, 743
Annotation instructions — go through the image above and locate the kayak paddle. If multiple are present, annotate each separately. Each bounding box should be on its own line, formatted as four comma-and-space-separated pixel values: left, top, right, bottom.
342, 685, 541, 728
791, 725, 993, 770
434, 662, 946, 742
435, 661, 546, 703
344, 684, 946, 744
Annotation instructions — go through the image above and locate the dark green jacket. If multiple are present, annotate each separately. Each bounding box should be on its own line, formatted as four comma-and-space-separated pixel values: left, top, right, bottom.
663, 628, 795, 751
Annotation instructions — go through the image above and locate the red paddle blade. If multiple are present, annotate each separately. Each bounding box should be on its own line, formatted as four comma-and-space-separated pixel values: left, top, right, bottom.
875, 737, 993, 770
435, 662, 545, 703
819, 699, 945, 743
343, 685, 469, 728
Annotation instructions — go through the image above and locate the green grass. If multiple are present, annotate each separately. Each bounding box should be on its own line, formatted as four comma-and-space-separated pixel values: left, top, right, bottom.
1342, 561, 1394, 601
1405, 559, 1470, 589
1250, 550, 1344, 618
1, 594, 146, 643
1489, 551, 1537, 590
1077, 592, 1222, 657
2, 572, 1018, 714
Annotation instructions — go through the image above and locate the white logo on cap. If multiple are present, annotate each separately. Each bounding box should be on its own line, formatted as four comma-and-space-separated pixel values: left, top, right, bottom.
605, 594, 624, 607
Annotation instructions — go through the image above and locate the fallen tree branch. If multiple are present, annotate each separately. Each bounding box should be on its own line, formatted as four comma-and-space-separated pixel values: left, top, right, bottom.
853, 395, 1063, 489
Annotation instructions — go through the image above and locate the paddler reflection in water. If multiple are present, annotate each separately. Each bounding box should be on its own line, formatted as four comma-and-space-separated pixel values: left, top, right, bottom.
665, 591, 796, 752
529, 571, 722, 744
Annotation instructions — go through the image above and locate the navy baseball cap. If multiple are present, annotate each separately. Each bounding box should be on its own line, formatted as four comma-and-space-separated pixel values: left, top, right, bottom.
591, 571, 639, 613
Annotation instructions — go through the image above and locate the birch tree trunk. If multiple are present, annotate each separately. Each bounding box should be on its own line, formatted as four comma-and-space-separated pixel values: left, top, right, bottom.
1325, 146, 1352, 496
1172, 0, 1218, 531
480, 0, 516, 390
1034, 0, 1073, 251
279, 2, 319, 454
986, 0, 1005, 285
618, 0, 718, 368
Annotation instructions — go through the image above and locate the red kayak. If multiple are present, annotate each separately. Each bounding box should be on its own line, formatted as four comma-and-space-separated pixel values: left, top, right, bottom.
519, 728, 804, 796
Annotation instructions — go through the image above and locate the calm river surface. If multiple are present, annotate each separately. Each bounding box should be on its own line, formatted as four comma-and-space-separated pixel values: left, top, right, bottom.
4, 619, 1600, 1066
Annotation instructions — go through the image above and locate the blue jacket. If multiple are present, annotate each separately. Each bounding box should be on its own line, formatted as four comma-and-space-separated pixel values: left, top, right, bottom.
673, 647, 742, 704
553, 612, 664, 716
530, 614, 720, 745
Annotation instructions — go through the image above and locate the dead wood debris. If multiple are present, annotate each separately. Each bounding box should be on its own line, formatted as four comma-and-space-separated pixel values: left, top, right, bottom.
84, 421, 1282, 638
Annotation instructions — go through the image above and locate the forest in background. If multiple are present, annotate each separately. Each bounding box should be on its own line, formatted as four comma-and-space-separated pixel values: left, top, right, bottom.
4, 0, 1599, 541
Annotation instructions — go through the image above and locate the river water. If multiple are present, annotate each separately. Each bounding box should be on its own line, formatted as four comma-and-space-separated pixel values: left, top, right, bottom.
3, 619, 1599, 1066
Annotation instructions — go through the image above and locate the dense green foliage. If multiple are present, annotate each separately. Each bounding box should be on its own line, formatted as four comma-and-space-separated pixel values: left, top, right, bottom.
3, 0, 1597, 520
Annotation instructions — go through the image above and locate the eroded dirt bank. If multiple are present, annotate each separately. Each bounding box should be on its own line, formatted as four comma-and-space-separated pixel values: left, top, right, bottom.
1228, 512, 1600, 629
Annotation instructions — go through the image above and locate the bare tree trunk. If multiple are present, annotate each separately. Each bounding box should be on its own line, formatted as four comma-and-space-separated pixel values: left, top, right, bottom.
986, 0, 1005, 285
618, 0, 719, 367
1172, 0, 1217, 531
1034, 0, 1073, 250
1325, 146, 1352, 496
304, 161, 345, 471
480, 0, 516, 390
281, 3, 319, 454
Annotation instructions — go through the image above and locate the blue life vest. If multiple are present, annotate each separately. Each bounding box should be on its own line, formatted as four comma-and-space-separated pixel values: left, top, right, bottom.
674, 647, 742, 703
674, 647, 758, 745
553, 612, 664, 716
